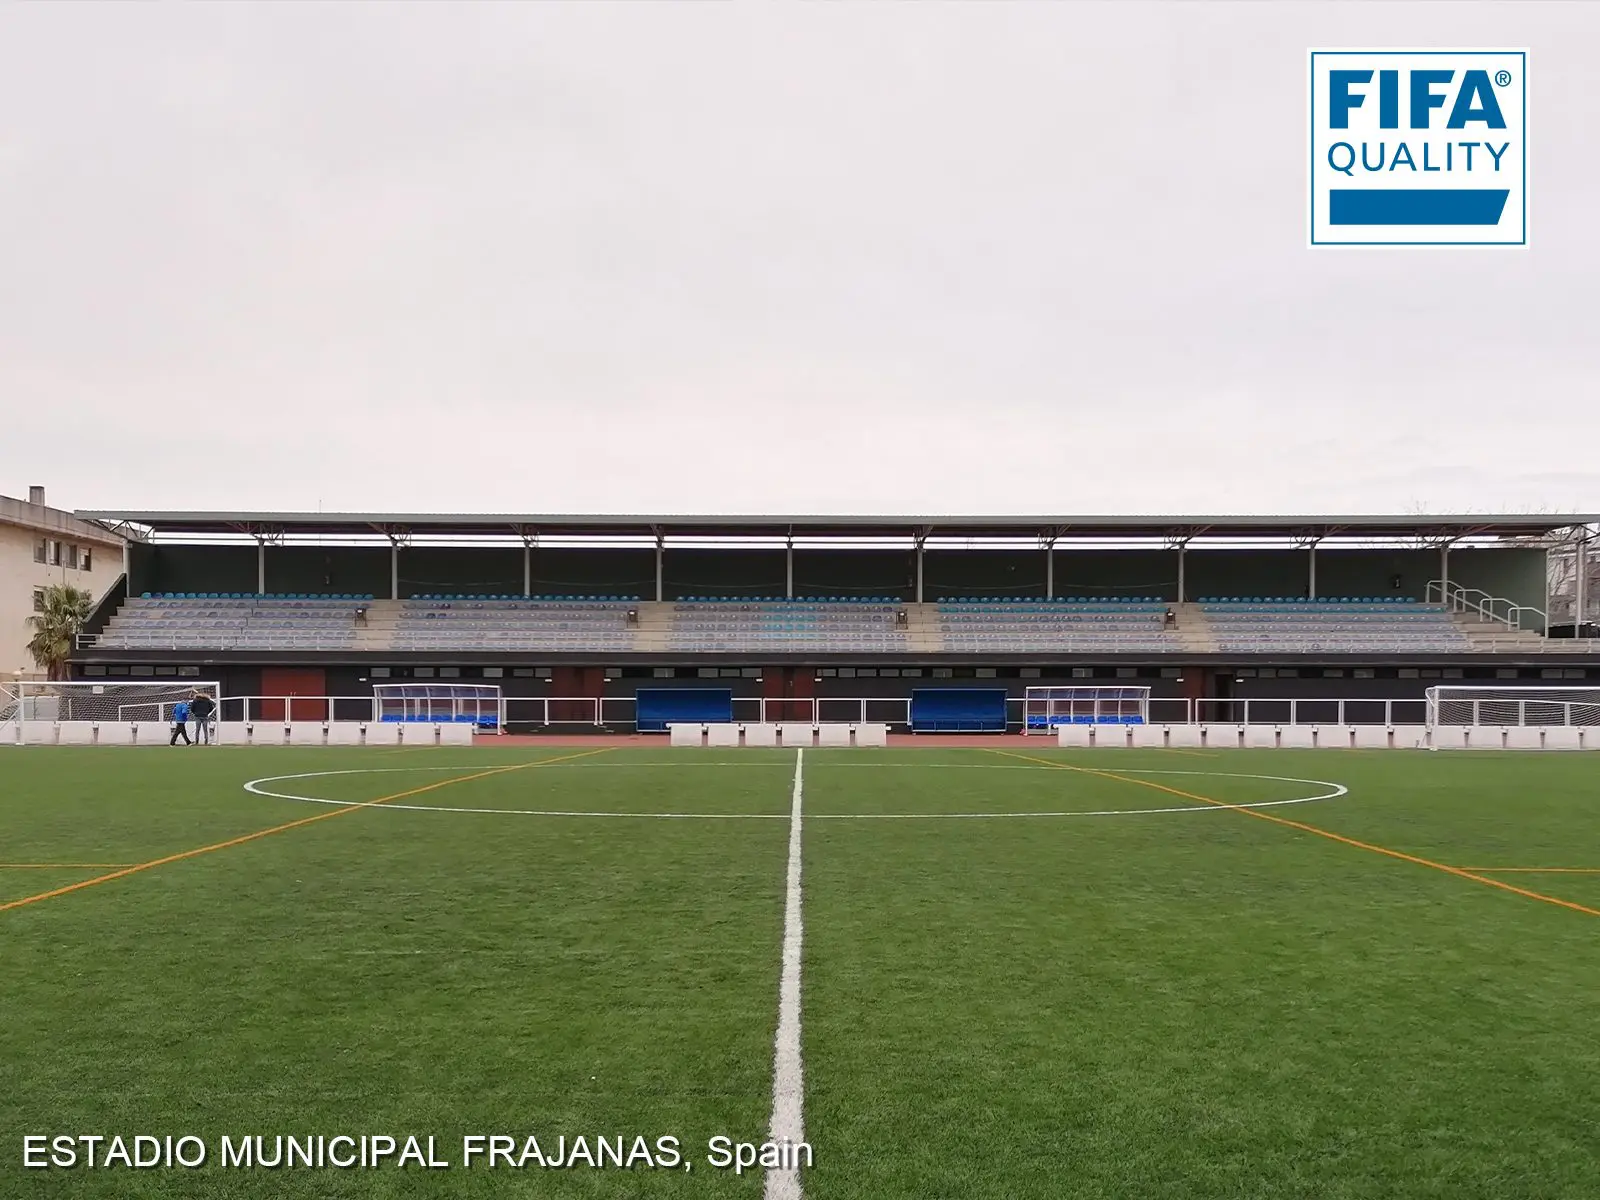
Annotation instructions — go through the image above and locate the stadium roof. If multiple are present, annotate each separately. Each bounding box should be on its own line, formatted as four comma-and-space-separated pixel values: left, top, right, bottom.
78, 511, 1597, 541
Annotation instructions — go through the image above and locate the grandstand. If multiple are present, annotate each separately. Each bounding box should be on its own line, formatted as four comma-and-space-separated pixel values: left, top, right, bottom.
66, 510, 1600, 732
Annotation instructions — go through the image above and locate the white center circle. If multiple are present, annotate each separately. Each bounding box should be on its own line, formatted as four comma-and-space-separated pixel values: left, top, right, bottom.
242, 764, 1349, 819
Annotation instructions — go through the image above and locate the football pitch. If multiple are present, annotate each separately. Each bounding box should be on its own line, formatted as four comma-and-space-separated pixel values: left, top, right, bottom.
3, 745, 1599, 1199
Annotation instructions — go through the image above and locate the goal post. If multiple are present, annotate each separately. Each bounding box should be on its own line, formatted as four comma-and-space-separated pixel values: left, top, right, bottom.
371, 683, 503, 730
5, 680, 222, 745
1425, 685, 1600, 728
1023, 685, 1151, 732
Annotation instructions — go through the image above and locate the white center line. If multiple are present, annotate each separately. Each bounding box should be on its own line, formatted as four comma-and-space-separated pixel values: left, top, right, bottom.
764, 747, 806, 1200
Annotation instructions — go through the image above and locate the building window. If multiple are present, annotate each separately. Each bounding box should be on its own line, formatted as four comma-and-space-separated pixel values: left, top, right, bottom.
50, 541, 62, 566
65, 544, 79, 570
33, 539, 47, 564
32, 588, 46, 612
81, 548, 91, 572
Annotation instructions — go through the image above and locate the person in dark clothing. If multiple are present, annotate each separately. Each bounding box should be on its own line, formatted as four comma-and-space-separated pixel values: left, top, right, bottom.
170, 699, 191, 745
189, 691, 216, 746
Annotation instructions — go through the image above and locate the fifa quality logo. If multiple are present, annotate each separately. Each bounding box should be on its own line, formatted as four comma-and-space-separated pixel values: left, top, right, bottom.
1309, 51, 1527, 246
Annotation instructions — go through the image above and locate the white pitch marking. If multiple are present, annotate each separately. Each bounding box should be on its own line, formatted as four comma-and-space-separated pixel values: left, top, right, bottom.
241, 768, 1348, 819
764, 748, 806, 1200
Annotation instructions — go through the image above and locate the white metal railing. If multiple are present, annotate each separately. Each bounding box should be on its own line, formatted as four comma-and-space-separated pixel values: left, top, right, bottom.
1426, 580, 1545, 633
39, 691, 1600, 733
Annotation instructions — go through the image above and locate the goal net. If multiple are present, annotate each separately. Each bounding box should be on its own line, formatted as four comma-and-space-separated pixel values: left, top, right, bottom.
1024, 685, 1151, 732
1425, 686, 1600, 727
4, 680, 222, 744
372, 683, 502, 729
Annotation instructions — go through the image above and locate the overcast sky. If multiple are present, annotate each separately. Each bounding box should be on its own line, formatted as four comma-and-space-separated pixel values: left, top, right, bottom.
0, 2, 1594, 518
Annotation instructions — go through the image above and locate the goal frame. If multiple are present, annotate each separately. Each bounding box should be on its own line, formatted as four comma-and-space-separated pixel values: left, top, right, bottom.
1424, 685, 1600, 728
3, 680, 223, 745
1023, 685, 1151, 733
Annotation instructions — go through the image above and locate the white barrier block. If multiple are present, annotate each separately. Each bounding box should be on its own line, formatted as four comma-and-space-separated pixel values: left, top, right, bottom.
706, 723, 741, 747
211, 721, 247, 745
436, 723, 474, 746
97, 723, 134, 746
1244, 725, 1279, 749
21, 722, 56, 745
363, 722, 401, 745
326, 723, 363, 745
1125, 724, 1159, 748
1057, 724, 1094, 748
743, 723, 779, 747
1504, 726, 1542, 750
1543, 727, 1583, 751
131, 722, 169, 746
1278, 725, 1318, 749
1396, 724, 1431, 749
816, 724, 852, 747
397, 723, 436, 746
287, 722, 326, 746
778, 723, 815, 747
669, 723, 704, 747
58, 723, 95, 745
853, 723, 889, 747
1163, 724, 1204, 749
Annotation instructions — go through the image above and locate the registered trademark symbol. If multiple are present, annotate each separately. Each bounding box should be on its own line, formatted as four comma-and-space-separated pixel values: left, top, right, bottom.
1495, 70, 1512, 87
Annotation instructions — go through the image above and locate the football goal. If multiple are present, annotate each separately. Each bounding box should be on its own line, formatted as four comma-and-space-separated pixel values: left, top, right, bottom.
372, 683, 503, 729
1425, 686, 1600, 728
1023, 685, 1151, 732
3, 680, 222, 745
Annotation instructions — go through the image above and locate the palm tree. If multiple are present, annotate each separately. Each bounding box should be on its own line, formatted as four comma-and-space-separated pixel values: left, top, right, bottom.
27, 584, 94, 681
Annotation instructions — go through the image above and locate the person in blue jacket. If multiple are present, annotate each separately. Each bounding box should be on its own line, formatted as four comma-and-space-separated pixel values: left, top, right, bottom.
169, 698, 191, 746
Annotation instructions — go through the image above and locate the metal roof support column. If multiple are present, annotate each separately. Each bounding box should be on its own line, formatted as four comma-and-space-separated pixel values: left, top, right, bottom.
786, 534, 794, 600
1041, 528, 1060, 600
654, 529, 665, 603
514, 525, 538, 599
914, 528, 930, 604
1577, 526, 1589, 635
1164, 532, 1194, 604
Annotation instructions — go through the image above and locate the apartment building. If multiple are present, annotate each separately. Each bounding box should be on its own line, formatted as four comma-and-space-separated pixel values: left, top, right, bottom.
2, 487, 125, 679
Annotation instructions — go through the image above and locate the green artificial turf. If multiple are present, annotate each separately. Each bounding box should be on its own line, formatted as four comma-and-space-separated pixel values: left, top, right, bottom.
2, 745, 1599, 1198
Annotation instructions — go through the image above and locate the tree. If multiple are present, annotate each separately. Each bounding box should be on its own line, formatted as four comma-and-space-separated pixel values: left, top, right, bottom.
27, 584, 94, 681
